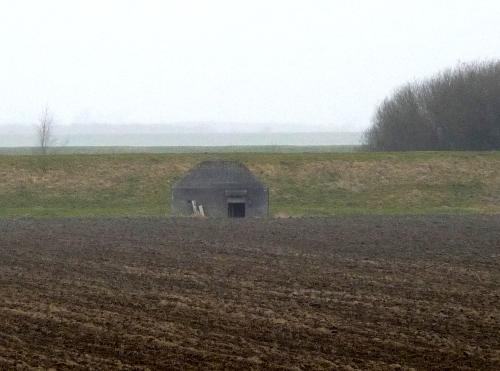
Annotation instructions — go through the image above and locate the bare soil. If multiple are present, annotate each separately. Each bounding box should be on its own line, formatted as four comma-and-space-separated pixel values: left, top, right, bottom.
0, 216, 499, 370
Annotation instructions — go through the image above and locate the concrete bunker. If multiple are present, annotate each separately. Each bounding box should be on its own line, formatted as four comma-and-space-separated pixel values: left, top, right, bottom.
171, 160, 268, 218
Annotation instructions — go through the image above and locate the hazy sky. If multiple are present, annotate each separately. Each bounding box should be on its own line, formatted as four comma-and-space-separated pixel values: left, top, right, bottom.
1, 1, 500, 132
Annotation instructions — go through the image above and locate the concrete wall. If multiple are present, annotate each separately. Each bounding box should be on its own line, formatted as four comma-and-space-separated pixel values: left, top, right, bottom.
172, 186, 268, 218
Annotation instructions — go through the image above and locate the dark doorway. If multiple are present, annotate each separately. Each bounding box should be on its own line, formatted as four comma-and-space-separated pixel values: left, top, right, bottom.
228, 202, 245, 218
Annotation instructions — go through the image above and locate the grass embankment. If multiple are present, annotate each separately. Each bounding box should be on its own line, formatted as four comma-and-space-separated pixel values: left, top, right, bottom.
1, 151, 499, 217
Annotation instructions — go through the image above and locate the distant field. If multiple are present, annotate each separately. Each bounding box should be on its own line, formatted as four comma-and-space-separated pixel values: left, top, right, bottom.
0, 145, 360, 155
1, 151, 499, 217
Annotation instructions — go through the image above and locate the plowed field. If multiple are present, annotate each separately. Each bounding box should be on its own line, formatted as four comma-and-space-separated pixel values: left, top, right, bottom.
0, 216, 499, 370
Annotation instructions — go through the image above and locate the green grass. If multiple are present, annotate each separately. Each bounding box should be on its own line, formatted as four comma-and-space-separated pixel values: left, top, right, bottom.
1, 151, 499, 217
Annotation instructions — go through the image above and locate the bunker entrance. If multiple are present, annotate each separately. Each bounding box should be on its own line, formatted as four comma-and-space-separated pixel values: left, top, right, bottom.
228, 202, 245, 218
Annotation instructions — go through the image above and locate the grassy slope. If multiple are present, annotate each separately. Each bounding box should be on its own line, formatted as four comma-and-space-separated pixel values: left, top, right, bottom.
1, 151, 499, 217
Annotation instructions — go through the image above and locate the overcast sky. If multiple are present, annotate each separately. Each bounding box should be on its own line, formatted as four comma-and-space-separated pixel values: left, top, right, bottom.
1, 0, 500, 132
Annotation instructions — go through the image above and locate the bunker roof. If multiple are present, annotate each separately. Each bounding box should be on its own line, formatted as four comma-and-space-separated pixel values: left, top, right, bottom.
174, 160, 264, 189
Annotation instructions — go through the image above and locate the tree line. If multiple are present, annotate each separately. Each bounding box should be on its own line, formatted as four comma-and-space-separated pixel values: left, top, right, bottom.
365, 61, 500, 151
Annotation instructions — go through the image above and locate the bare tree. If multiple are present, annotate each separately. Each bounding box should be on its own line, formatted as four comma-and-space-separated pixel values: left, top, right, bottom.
37, 106, 55, 154
365, 60, 500, 151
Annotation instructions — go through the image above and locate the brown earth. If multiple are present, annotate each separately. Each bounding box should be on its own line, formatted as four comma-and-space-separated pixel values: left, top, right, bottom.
0, 216, 499, 370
